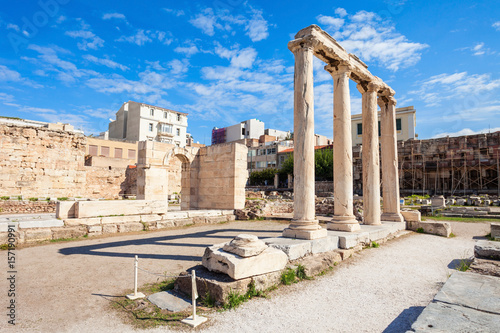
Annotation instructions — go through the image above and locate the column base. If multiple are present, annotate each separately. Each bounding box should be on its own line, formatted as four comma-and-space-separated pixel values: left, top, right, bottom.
283, 227, 327, 240
381, 212, 404, 222
327, 222, 361, 232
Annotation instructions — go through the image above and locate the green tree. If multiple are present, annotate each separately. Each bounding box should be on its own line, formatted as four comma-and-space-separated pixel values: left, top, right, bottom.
249, 168, 279, 186
279, 149, 333, 181
279, 154, 294, 176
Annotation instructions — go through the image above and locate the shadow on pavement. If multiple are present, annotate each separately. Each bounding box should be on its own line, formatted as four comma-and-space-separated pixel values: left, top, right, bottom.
383, 306, 425, 333
58, 228, 282, 261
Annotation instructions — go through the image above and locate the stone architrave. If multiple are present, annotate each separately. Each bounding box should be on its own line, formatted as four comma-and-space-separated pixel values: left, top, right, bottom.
359, 82, 382, 225
325, 63, 360, 232
283, 39, 327, 240
379, 96, 404, 222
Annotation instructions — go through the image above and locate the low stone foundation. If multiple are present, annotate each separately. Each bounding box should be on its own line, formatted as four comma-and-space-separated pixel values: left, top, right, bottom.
0, 200, 56, 214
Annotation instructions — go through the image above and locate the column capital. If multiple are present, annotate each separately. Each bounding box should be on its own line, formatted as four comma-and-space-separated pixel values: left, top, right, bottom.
324, 62, 353, 77
288, 36, 318, 54
356, 81, 382, 94
388, 96, 397, 107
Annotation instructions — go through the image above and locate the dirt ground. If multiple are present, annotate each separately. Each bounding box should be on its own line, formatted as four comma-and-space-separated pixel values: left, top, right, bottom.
0, 219, 494, 332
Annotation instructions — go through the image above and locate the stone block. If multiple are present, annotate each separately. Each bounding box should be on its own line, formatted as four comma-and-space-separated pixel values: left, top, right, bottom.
19, 219, 64, 229
139, 214, 162, 223
192, 216, 206, 224
311, 236, 339, 254
51, 226, 86, 239
491, 223, 500, 240
407, 220, 451, 237
157, 220, 175, 229
102, 224, 118, 234
282, 227, 328, 240
188, 210, 222, 218
206, 216, 228, 224
475, 240, 500, 260
223, 234, 267, 257
75, 200, 167, 218
148, 291, 191, 312
174, 218, 193, 227
401, 210, 421, 222
202, 244, 288, 280
264, 237, 312, 260
144, 221, 157, 230
64, 218, 101, 226
24, 229, 53, 243
101, 215, 141, 224
56, 201, 76, 219
117, 223, 144, 233
226, 214, 237, 221
87, 225, 102, 235
296, 251, 342, 277
163, 211, 189, 220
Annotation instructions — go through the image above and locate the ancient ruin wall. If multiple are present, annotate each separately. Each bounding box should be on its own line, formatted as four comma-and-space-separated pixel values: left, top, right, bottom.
0, 124, 136, 199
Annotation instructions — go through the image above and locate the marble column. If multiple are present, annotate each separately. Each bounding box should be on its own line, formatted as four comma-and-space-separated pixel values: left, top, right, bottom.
284, 41, 327, 240
358, 82, 381, 225
325, 63, 360, 232
379, 96, 404, 222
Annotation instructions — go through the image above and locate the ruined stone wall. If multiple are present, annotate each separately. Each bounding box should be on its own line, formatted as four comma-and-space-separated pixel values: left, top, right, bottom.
0, 200, 56, 214
0, 123, 137, 202
0, 124, 87, 198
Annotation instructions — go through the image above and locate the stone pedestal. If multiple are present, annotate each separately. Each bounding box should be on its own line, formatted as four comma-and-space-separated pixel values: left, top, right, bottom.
359, 82, 381, 225
379, 96, 403, 222
285, 39, 326, 240
325, 64, 360, 232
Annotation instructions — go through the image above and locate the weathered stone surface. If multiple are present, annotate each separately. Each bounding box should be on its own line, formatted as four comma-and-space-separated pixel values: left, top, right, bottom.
174, 218, 193, 227
407, 220, 451, 237
117, 223, 144, 233
222, 234, 267, 257
51, 226, 86, 239
163, 211, 189, 220
139, 214, 162, 223
75, 200, 167, 218
202, 243, 287, 280
102, 224, 118, 234
101, 215, 141, 224
56, 201, 76, 219
295, 251, 342, 277
206, 216, 228, 224
492, 223, 500, 240
264, 237, 312, 260
87, 225, 102, 235
475, 240, 500, 260
19, 219, 64, 229
469, 258, 500, 278
24, 229, 52, 243
401, 210, 421, 222
148, 291, 191, 312
157, 220, 175, 229
64, 218, 101, 226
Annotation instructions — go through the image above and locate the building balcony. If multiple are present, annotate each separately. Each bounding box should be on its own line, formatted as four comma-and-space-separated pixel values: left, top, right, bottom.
158, 130, 174, 137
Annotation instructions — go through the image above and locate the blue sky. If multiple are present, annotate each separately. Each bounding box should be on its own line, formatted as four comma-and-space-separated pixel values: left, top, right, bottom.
0, 0, 499, 144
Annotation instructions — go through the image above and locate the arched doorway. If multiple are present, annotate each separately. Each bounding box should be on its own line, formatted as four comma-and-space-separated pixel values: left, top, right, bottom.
163, 147, 194, 210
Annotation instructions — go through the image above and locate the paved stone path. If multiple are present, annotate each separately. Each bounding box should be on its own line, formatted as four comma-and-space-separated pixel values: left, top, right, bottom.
0, 220, 491, 332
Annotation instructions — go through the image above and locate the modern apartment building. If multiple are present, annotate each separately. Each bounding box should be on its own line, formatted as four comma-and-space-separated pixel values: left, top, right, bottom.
108, 101, 188, 147
212, 119, 265, 145
351, 106, 416, 145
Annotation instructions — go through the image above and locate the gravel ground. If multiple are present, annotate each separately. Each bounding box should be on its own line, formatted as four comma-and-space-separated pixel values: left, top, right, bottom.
0, 220, 492, 333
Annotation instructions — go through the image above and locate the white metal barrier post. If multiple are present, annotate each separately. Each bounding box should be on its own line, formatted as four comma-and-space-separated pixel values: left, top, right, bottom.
181, 269, 207, 327
126, 255, 145, 300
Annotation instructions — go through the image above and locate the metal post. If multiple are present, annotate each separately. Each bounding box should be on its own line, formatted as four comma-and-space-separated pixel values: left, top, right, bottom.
126, 255, 145, 299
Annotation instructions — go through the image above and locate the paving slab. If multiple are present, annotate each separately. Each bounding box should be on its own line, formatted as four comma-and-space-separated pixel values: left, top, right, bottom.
327, 222, 405, 249
475, 240, 500, 260
434, 271, 500, 314
411, 301, 500, 333
147, 291, 191, 312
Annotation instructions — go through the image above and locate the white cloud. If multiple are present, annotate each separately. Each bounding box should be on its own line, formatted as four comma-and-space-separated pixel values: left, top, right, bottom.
411, 72, 500, 107
163, 8, 185, 16
82, 55, 129, 71
245, 10, 269, 42
56, 16, 66, 24
433, 127, 500, 138
102, 13, 126, 20
189, 8, 219, 36
458, 42, 494, 56
317, 8, 428, 71
230, 47, 257, 68
65, 20, 104, 50
116, 30, 172, 46
0, 65, 22, 81
0, 92, 15, 103
493, 21, 500, 31
174, 43, 199, 56
6, 23, 20, 32
168, 59, 189, 75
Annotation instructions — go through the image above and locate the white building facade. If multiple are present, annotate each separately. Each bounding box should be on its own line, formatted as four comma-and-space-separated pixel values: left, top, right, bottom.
108, 101, 188, 147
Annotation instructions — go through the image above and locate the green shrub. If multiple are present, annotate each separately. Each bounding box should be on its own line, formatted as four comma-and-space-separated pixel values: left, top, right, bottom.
416, 227, 425, 233
281, 267, 296, 285
28, 197, 38, 202
1, 196, 10, 200
57, 197, 69, 201
371, 241, 380, 248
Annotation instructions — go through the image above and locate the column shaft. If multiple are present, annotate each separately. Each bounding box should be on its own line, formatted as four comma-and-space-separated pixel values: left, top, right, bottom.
283, 43, 326, 240
326, 64, 360, 232
380, 97, 403, 222
360, 82, 381, 225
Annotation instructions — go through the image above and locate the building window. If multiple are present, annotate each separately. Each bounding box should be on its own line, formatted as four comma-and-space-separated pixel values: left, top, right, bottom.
267, 148, 276, 155
357, 123, 362, 135
256, 161, 266, 168
242, 128, 245, 136
258, 149, 266, 156
396, 118, 402, 131
149, 123, 153, 132
164, 112, 168, 119
378, 121, 381, 137
177, 114, 181, 122
150, 108, 154, 116
101, 146, 110, 157
114, 148, 122, 159
267, 161, 276, 168
89, 145, 98, 156
248, 150, 256, 157
176, 128, 180, 136
128, 149, 136, 159
279, 155, 285, 164
160, 124, 172, 133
